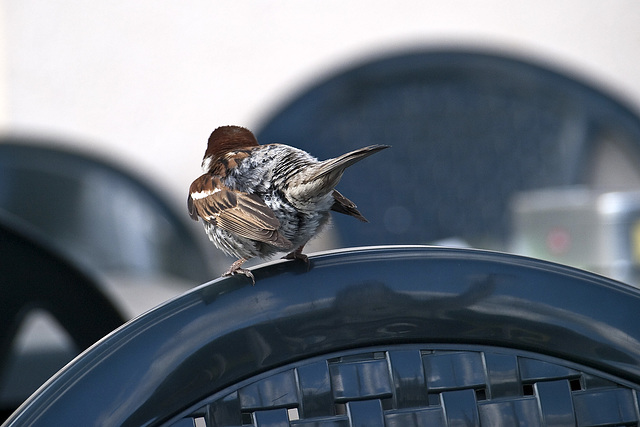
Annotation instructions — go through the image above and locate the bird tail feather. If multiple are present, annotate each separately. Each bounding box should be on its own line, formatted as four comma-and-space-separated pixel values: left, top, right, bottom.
308, 144, 389, 184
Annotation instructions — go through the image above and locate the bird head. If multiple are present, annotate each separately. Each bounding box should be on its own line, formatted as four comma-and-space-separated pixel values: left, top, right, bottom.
202, 125, 259, 172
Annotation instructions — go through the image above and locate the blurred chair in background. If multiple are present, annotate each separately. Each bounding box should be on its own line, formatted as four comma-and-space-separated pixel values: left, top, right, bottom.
0, 138, 216, 288
0, 211, 125, 420
0, 138, 221, 419
256, 48, 640, 251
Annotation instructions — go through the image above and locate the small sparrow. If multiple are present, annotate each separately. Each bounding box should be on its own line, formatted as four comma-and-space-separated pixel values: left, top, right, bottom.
188, 125, 389, 283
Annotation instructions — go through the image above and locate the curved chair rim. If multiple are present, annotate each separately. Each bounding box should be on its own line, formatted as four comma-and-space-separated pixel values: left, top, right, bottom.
5, 245, 640, 426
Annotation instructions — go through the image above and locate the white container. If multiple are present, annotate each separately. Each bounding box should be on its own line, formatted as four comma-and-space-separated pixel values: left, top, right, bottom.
510, 187, 640, 286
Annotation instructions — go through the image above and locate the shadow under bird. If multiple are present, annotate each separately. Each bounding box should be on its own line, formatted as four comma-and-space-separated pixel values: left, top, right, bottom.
188, 125, 389, 284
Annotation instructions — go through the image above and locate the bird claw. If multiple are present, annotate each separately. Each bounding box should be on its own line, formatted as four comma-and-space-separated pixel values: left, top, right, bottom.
222, 268, 255, 285
282, 251, 308, 262
282, 249, 310, 271
223, 259, 255, 285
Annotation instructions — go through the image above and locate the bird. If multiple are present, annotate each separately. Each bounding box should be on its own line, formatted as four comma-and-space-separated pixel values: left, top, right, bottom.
188, 125, 389, 284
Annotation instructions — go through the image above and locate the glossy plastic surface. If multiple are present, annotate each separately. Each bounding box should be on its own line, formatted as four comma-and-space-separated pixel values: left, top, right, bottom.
5, 246, 640, 426
197, 343, 640, 426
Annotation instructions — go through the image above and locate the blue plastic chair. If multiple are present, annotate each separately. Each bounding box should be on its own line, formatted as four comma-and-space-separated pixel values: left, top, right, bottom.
0, 138, 215, 282
4, 246, 640, 426
256, 49, 640, 249
0, 212, 125, 420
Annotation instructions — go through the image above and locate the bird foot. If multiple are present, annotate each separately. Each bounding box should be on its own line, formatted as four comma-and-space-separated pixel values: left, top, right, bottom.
282, 247, 310, 270
222, 259, 255, 285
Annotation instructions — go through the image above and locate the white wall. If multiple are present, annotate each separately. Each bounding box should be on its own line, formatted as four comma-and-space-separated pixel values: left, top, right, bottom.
2, 0, 640, 203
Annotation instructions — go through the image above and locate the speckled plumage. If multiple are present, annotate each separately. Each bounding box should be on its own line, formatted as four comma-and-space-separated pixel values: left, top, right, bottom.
188, 125, 389, 283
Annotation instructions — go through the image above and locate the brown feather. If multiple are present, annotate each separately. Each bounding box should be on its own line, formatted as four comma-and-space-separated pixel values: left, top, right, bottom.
188, 174, 292, 248
330, 190, 368, 222
187, 194, 198, 221
204, 126, 259, 163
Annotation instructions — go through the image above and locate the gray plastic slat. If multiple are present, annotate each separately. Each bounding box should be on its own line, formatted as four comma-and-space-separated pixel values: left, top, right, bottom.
239, 371, 298, 409
573, 388, 638, 426
207, 391, 242, 426
440, 389, 480, 426
519, 358, 580, 383
535, 380, 576, 426
384, 407, 445, 427
345, 400, 384, 427
291, 417, 349, 427
423, 351, 485, 391
253, 408, 289, 427
388, 350, 428, 408
296, 361, 333, 418
484, 353, 521, 398
478, 397, 541, 426
329, 359, 392, 401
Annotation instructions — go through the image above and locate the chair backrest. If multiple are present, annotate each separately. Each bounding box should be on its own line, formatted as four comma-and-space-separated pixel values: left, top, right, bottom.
4, 246, 640, 426
256, 49, 640, 249
0, 138, 214, 282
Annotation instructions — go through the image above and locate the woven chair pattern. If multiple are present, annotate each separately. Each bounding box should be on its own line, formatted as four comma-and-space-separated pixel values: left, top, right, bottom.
173, 345, 640, 426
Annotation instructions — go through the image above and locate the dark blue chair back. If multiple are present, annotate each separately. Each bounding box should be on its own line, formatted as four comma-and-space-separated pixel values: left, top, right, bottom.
257, 49, 640, 248
4, 247, 640, 426
0, 138, 215, 282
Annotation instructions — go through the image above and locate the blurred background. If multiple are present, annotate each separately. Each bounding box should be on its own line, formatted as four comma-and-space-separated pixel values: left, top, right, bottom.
3, 1, 640, 202
2, 0, 640, 418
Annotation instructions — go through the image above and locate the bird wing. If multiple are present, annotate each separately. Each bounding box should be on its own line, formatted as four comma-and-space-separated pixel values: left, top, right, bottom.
188, 174, 292, 249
